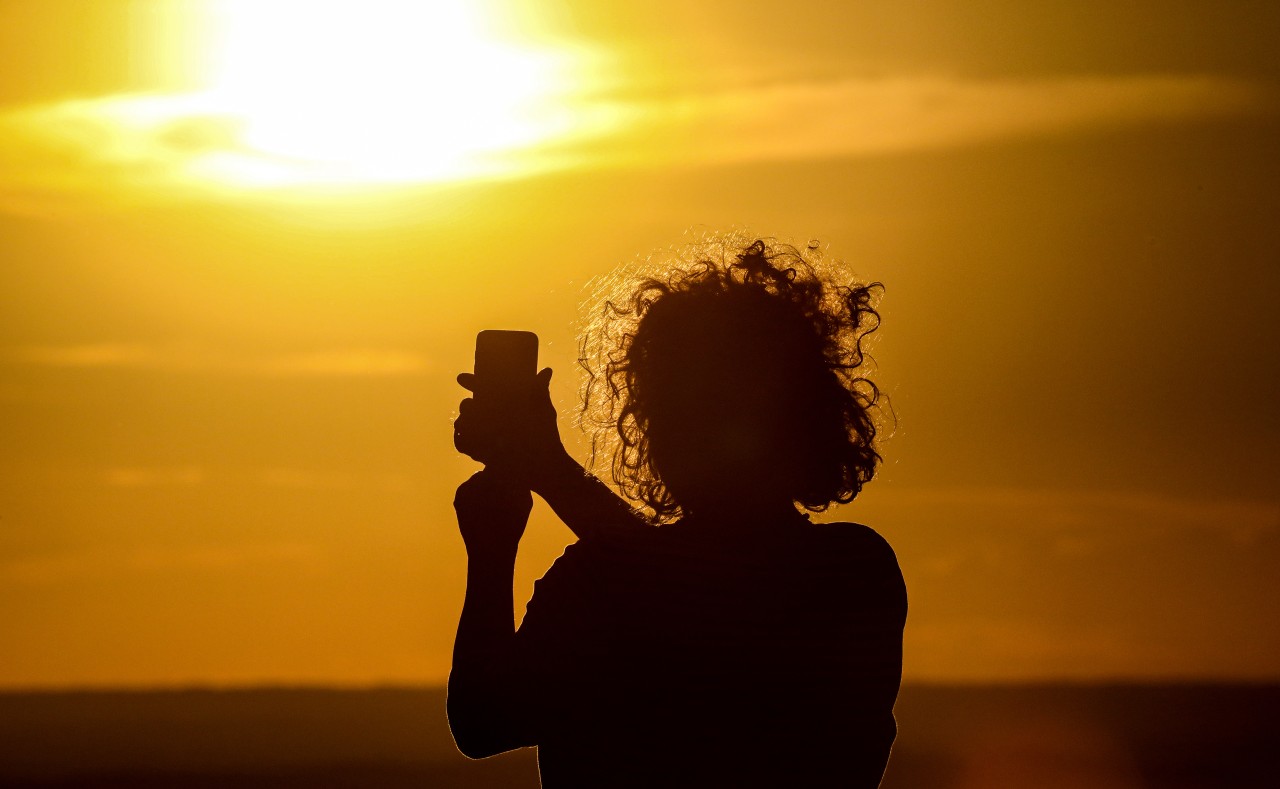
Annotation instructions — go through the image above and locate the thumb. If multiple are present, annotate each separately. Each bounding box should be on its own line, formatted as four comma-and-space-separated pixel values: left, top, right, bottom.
536, 367, 553, 389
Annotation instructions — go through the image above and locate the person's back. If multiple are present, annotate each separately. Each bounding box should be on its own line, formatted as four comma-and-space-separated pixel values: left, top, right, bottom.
519, 516, 906, 787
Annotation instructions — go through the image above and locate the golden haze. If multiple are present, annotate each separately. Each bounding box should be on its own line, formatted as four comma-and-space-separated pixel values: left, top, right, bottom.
1, 0, 1278, 687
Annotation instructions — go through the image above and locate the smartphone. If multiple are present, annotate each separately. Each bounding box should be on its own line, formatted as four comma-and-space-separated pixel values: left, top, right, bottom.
473, 330, 538, 402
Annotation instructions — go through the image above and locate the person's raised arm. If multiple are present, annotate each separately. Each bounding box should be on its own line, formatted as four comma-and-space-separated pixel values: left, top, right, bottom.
447, 470, 534, 758
454, 368, 648, 540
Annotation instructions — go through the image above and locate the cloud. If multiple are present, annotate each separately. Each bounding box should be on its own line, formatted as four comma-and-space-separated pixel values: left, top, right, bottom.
593, 74, 1269, 169
0, 74, 1268, 210
909, 616, 1143, 673
859, 485, 1280, 681
103, 466, 205, 488
5, 343, 433, 378
264, 349, 431, 377
864, 485, 1280, 543
906, 609, 1280, 682
0, 542, 325, 586
258, 467, 411, 491
11, 343, 160, 368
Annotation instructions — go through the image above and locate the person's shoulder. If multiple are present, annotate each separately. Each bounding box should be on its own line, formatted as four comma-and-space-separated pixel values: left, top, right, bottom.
808, 521, 907, 617
809, 521, 898, 562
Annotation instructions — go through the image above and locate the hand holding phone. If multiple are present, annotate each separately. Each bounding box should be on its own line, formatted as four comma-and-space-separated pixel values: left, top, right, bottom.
455, 330, 543, 474
456, 330, 642, 540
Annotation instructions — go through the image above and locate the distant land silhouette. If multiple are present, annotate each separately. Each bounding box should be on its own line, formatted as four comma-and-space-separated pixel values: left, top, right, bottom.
0, 684, 1275, 788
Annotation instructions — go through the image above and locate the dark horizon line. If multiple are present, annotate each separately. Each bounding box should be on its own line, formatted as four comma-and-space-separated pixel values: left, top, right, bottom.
3, 677, 1278, 695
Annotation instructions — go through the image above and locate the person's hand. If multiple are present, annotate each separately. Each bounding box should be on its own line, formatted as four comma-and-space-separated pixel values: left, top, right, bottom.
453, 367, 567, 486
453, 469, 532, 560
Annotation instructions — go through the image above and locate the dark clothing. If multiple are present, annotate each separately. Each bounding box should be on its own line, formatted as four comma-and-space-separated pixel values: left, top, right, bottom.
501, 517, 905, 787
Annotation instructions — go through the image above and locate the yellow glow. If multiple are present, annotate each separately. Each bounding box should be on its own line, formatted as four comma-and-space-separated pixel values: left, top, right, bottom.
193, 0, 574, 184
0, 0, 607, 193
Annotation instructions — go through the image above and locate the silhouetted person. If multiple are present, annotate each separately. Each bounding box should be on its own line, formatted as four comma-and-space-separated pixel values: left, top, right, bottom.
449, 238, 906, 787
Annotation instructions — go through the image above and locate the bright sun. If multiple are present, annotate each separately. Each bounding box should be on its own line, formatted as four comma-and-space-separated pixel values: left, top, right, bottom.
0, 0, 597, 193
186, 0, 573, 186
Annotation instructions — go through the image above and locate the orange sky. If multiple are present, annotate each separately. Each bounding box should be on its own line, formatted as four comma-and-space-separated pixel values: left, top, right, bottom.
1, 0, 1278, 687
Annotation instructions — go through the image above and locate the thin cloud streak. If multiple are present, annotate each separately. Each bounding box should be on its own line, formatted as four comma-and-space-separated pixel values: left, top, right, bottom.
869, 484, 1280, 541
587, 74, 1269, 169
0, 542, 325, 587
859, 485, 1280, 680
0, 74, 1267, 209
6, 343, 433, 377
265, 349, 431, 377
103, 466, 205, 488
258, 467, 413, 491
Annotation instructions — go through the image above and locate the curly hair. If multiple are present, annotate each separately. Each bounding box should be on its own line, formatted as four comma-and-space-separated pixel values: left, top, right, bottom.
579, 236, 884, 523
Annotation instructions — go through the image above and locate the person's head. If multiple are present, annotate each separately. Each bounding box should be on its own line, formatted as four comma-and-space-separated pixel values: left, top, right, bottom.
581, 237, 884, 522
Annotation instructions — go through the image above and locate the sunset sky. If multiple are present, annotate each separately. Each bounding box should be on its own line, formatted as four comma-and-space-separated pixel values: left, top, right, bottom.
1, 0, 1277, 688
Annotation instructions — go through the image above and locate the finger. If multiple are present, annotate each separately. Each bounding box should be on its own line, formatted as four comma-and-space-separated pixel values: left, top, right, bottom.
455, 432, 485, 461
453, 416, 480, 457
456, 372, 477, 392
458, 397, 476, 415
453, 427, 471, 455
533, 368, 555, 405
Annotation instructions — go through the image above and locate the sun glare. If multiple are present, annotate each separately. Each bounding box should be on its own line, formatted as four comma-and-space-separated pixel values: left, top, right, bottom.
4, 0, 606, 193
193, 0, 574, 185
